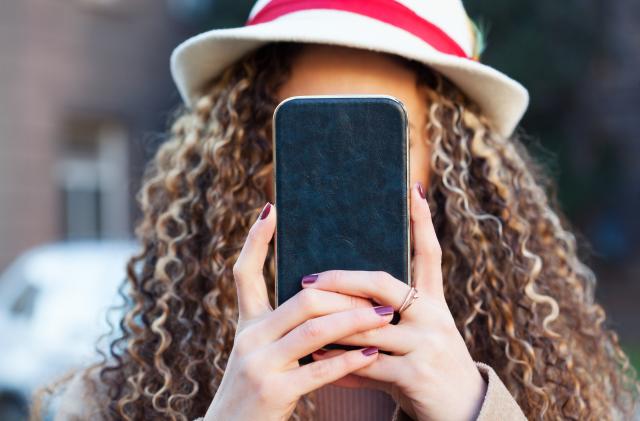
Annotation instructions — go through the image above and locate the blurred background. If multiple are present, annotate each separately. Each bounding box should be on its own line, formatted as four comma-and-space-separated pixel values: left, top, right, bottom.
0, 0, 638, 419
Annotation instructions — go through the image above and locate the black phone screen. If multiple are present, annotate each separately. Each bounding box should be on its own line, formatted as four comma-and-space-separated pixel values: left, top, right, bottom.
273, 95, 410, 310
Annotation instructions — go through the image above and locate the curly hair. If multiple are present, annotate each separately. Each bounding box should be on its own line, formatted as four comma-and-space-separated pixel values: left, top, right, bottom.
32, 41, 639, 420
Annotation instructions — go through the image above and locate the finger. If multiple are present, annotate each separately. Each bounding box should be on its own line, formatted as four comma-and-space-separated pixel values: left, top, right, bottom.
411, 181, 444, 301
323, 323, 414, 355
343, 352, 405, 385
311, 349, 391, 392
287, 346, 381, 396
271, 305, 394, 365
253, 288, 375, 341
232, 202, 276, 321
301, 269, 419, 319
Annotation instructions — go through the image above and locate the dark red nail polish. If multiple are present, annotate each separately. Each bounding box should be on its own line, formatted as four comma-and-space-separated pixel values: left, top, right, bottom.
417, 181, 426, 199
259, 202, 271, 220
361, 346, 378, 356
301, 273, 318, 285
374, 305, 394, 316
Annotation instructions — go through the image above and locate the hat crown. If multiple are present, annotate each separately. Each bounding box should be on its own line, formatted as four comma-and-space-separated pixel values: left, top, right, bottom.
170, 0, 529, 137
247, 0, 474, 56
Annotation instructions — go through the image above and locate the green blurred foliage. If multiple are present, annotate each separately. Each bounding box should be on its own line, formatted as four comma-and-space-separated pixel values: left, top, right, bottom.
201, 0, 256, 28
465, 0, 602, 217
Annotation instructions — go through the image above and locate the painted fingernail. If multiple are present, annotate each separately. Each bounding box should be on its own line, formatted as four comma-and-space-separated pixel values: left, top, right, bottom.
301, 273, 318, 285
417, 181, 426, 199
259, 202, 271, 220
361, 346, 379, 356
374, 305, 394, 316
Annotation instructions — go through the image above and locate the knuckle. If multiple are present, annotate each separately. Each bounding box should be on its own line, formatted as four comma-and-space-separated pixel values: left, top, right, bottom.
413, 357, 432, 382
325, 270, 339, 284
351, 307, 375, 328
360, 325, 383, 341
238, 355, 263, 386
297, 288, 320, 313
232, 260, 245, 280
233, 328, 255, 357
435, 310, 456, 333
372, 271, 392, 293
300, 318, 324, 341
310, 357, 343, 380
348, 294, 362, 310
424, 332, 447, 356
254, 379, 276, 404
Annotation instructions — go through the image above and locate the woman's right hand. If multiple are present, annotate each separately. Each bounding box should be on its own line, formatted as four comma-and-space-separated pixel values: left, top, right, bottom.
203, 202, 395, 421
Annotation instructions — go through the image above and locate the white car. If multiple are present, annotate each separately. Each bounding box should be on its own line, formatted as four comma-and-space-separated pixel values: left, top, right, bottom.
0, 240, 139, 420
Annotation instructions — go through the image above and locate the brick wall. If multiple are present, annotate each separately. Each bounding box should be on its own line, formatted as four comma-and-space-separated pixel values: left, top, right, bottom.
0, 0, 195, 270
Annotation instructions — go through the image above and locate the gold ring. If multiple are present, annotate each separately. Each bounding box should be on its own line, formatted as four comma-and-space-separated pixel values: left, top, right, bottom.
398, 286, 419, 313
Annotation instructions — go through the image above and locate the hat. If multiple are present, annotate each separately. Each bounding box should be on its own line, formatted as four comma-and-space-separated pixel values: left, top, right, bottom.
170, 0, 529, 137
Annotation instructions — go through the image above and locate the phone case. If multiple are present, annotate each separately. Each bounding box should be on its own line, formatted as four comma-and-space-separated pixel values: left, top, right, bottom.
272, 95, 410, 356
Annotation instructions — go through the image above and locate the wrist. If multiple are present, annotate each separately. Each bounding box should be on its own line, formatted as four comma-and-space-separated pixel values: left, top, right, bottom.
203, 392, 231, 421
462, 367, 488, 421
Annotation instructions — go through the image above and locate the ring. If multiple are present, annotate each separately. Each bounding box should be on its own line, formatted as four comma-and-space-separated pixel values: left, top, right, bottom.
398, 286, 419, 313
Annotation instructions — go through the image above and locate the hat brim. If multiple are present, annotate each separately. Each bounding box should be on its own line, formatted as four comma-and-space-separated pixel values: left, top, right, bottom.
170, 10, 529, 137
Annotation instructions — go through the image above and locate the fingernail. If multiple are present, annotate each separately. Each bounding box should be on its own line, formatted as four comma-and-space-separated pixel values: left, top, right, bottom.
361, 346, 378, 356
259, 202, 271, 220
373, 305, 394, 316
301, 273, 318, 285
416, 181, 426, 199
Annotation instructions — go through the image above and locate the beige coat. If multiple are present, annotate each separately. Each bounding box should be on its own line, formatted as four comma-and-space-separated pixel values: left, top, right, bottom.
51, 361, 526, 420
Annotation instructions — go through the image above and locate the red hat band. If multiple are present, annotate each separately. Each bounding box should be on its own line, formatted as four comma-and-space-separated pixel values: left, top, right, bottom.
245, 0, 471, 60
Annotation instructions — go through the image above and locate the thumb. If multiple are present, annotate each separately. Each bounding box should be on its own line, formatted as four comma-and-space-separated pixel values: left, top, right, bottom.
410, 181, 445, 301
232, 202, 276, 322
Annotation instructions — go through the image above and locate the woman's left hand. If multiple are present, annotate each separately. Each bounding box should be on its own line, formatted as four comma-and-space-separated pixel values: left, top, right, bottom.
304, 181, 487, 421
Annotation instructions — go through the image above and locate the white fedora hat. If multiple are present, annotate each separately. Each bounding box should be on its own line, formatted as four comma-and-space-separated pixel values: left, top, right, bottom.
170, 0, 529, 137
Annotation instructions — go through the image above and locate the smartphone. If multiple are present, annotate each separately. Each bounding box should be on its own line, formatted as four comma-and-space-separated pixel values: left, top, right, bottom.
272, 95, 411, 357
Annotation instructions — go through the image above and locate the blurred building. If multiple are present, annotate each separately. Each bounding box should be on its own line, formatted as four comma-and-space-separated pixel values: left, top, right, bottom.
0, 0, 200, 271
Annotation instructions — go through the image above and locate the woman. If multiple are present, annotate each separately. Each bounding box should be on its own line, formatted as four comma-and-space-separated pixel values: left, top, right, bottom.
33, 1, 639, 420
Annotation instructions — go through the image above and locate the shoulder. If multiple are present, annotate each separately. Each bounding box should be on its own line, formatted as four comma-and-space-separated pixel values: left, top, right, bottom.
50, 363, 110, 421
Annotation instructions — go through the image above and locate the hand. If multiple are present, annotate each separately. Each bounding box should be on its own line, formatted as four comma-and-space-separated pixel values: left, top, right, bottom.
306, 182, 488, 421
203, 202, 395, 421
